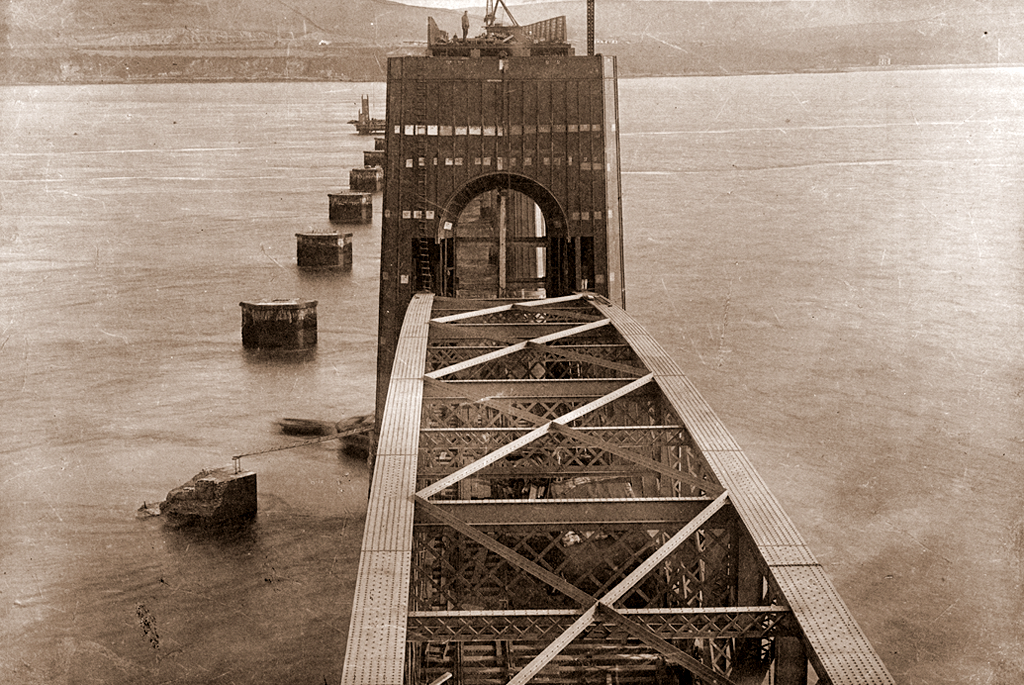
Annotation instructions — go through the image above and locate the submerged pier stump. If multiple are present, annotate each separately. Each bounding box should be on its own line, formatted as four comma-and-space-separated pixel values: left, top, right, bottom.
349, 167, 384, 193
159, 467, 257, 527
239, 299, 317, 350
329, 192, 372, 223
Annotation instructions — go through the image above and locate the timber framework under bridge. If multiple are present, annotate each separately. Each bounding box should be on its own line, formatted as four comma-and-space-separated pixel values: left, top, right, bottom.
342, 292, 894, 685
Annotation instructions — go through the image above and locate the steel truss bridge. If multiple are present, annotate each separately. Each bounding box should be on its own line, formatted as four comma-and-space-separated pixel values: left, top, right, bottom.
341, 292, 894, 685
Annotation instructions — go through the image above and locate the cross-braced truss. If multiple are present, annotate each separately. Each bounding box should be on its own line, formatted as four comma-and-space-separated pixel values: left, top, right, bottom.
342, 294, 894, 685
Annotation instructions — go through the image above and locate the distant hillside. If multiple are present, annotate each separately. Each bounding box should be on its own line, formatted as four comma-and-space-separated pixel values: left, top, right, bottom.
2, 0, 1022, 83
494, 0, 1024, 75
5, 0, 458, 47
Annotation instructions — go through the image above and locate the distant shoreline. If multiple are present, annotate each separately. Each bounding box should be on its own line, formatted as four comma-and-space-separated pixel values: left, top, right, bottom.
644, 61, 1024, 79
1, 47, 1020, 87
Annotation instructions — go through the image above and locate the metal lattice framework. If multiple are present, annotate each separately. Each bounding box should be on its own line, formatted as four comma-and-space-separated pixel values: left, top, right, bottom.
342, 293, 894, 685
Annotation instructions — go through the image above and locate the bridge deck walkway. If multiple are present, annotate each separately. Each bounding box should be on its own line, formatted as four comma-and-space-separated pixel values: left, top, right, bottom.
341, 293, 894, 685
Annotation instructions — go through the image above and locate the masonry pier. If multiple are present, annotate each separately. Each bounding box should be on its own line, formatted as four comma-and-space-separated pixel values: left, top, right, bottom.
296, 231, 352, 269
239, 299, 317, 350
349, 167, 384, 193
363, 150, 386, 168
329, 191, 373, 224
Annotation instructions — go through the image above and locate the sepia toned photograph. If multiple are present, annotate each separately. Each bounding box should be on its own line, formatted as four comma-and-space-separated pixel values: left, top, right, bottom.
1, 1, 1021, 683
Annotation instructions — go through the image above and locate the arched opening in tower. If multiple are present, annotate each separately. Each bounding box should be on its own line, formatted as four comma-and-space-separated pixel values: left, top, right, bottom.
427, 173, 593, 299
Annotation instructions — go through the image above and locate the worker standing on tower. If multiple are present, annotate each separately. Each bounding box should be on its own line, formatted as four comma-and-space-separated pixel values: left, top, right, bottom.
462, 11, 470, 41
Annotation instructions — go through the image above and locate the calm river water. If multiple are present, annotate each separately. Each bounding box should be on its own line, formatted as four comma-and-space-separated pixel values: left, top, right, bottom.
1, 69, 1022, 684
